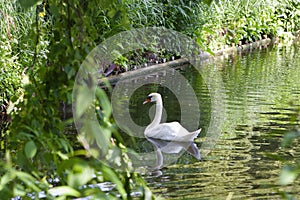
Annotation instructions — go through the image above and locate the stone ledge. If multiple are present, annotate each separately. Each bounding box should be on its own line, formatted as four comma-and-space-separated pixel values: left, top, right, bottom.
99, 37, 278, 85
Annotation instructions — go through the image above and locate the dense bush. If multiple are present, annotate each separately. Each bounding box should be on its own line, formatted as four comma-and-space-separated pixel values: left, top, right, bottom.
0, 0, 151, 199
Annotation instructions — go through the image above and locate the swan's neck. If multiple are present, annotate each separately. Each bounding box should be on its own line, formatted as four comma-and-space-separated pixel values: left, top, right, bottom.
148, 98, 163, 130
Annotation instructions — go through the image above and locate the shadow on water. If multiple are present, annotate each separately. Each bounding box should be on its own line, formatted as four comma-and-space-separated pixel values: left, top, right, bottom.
125, 44, 300, 199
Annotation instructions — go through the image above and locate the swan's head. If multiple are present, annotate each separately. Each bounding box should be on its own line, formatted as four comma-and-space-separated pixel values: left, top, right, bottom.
143, 93, 161, 104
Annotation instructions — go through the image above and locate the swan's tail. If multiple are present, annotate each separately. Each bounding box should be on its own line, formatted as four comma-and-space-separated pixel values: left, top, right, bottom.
191, 128, 202, 139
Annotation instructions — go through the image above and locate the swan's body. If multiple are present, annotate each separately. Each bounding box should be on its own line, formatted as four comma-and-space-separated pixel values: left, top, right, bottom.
143, 93, 201, 142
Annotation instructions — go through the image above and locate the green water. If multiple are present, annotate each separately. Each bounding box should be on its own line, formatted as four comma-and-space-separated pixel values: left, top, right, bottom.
126, 44, 300, 199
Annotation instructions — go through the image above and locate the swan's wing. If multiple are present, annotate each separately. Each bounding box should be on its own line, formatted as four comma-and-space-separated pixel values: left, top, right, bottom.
162, 122, 199, 141
159, 122, 184, 133
145, 123, 178, 140
146, 122, 196, 141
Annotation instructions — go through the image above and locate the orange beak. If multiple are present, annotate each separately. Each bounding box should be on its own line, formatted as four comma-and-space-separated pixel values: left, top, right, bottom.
143, 98, 151, 105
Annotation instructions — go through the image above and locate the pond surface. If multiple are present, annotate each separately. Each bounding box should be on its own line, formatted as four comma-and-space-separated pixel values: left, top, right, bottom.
123, 44, 300, 199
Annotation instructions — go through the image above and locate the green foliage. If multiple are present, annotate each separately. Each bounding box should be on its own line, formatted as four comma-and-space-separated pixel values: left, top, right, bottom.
0, 37, 22, 106
119, 0, 300, 57
0, 0, 36, 151
114, 54, 130, 71
125, 0, 208, 36
195, 0, 300, 50
0, 0, 32, 106
1, 0, 152, 199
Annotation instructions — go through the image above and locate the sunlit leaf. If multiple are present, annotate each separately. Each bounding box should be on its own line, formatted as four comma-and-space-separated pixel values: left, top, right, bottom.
101, 166, 127, 199
24, 140, 37, 159
13, 184, 26, 197
15, 171, 40, 192
67, 161, 94, 188
0, 173, 14, 191
48, 186, 81, 197
56, 151, 69, 160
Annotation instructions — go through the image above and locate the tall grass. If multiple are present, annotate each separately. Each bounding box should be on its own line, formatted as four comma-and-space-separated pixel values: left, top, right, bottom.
195, 0, 300, 50
0, 0, 35, 43
125, 0, 206, 36
0, 0, 35, 101
123, 0, 300, 52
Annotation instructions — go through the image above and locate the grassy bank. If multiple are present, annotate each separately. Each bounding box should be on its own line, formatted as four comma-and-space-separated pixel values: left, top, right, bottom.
103, 0, 300, 74
0, 0, 300, 199
196, 0, 300, 50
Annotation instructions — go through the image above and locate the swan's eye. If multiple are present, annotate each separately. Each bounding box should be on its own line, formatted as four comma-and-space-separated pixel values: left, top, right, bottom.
147, 96, 152, 100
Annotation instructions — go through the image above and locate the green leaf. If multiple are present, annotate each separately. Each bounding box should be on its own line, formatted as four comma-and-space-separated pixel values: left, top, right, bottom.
102, 166, 127, 199
48, 186, 81, 197
108, 8, 117, 18
15, 171, 40, 192
76, 86, 93, 118
0, 173, 15, 191
96, 88, 112, 120
13, 184, 27, 197
67, 163, 94, 188
84, 120, 111, 154
24, 140, 37, 159
56, 151, 69, 160
59, 138, 72, 153
202, 0, 213, 6
58, 158, 94, 188
64, 66, 76, 80
19, 0, 43, 9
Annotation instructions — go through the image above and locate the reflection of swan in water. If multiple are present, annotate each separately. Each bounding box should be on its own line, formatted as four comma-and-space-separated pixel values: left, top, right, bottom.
143, 93, 201, 142
146, 137, 201, 171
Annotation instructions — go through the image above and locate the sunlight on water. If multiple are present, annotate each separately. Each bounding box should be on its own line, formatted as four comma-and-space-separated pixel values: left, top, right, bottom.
128, 45, 300, 199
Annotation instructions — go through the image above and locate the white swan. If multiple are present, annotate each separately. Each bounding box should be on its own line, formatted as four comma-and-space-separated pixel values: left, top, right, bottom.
143, 93, 201, 142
